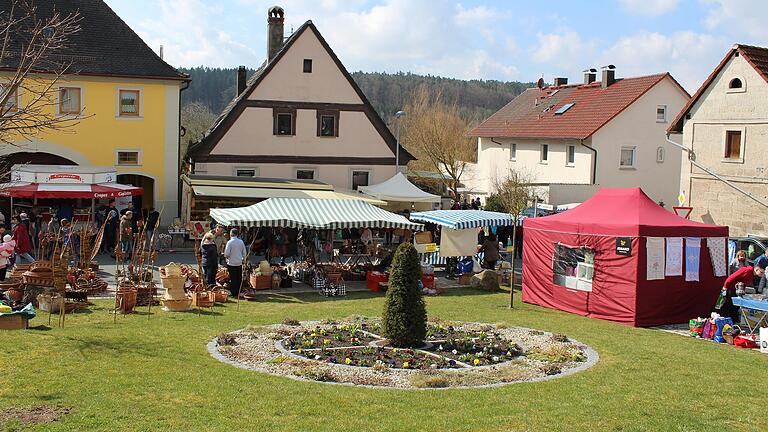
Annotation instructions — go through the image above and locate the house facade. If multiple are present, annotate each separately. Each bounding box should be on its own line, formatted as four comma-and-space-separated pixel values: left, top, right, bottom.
187, 7, 412, 192
0, 0, 189, 222
469, 68, 689, 207
669, 44, 768, 236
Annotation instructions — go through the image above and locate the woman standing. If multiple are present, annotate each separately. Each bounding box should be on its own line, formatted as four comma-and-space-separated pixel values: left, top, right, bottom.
480, 233, 500, 270
200, 232, 218, 287
11, 215, 34, 264
728, 250, 748, 275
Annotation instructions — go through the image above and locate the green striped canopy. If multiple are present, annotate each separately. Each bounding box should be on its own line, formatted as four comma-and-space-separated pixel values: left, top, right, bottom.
209, 198, 423, 231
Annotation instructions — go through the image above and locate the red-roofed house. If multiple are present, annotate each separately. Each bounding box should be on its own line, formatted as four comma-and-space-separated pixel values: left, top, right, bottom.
668, 44, 768, 236
469, 67, 689, 207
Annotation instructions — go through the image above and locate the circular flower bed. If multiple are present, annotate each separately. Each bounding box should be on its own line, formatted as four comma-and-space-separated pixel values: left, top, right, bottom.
210, 318, 599, 389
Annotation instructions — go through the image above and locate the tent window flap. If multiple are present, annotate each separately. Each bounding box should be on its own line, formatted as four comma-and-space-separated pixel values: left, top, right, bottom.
552, 244, 594, 292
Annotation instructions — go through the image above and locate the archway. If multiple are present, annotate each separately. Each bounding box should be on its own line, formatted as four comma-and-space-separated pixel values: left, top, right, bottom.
117, 174, 155, 217
1, 152, 78, 181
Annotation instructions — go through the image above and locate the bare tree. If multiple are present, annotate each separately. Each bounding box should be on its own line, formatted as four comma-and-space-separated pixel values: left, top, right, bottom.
492, 168, 534, 308
181, 101, 215, 161
0, 0, 82, 147
401, 86, 475, 200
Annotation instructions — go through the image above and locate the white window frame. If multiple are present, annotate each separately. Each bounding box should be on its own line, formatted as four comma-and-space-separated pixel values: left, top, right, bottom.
115, 149, 142, 167
619, 146, 636, 169
116, 87, 143, 119
656, 104, 667, 123
350, 169, 371, 190
509, 143, 517, 161
295, 167, 316, 180
566, 145, 576, 167
1, 84, 19, 116
722, 127, 746, 163
656, 146, 665, 163
540, 143, 549, 164
233, 166, 260, 177
726, 76, 746, 94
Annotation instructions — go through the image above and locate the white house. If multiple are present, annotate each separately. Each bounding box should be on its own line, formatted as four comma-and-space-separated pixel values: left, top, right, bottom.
468, 67, 690, 207
668, 44, 768, 236
187, 6, 412, 192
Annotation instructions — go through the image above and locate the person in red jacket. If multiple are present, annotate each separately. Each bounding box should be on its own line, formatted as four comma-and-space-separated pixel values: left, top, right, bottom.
11, 215, 34, 264
718, 264, 765, 320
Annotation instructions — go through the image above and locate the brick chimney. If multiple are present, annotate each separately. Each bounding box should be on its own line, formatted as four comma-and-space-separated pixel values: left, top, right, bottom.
267, 6, 285, 62
601, 65, 616, 89
553, 77, 568, 86
237, 65, 247, 96
583, 68, 597, 84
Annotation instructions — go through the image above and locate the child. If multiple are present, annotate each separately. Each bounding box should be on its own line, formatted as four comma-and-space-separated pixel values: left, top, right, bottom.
0, 234, 16, 281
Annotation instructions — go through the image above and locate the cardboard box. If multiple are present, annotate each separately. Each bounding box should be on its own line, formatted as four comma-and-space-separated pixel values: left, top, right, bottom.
0, 314, 29, 330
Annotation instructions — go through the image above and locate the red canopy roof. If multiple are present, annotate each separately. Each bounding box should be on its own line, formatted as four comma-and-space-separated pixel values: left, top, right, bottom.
525, 188, 728, 237
0, 182, 143, 199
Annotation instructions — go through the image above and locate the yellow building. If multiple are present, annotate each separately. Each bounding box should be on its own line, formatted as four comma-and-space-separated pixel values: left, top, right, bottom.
0, 0, 189, 223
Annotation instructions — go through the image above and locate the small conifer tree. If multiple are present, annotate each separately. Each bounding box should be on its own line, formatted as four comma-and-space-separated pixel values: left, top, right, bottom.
382, 242, 427, 347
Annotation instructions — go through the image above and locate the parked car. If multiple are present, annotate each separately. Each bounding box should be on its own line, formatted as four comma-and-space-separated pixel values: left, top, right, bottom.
520, 207, 549, 218
729, 236, 768, 268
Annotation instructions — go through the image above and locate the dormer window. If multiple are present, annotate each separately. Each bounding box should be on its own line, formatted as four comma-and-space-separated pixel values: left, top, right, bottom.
727, 77, 746, 93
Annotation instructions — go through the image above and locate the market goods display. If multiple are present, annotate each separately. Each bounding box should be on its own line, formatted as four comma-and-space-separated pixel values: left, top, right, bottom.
211, 318, 598, 389
160, 263, 192, 311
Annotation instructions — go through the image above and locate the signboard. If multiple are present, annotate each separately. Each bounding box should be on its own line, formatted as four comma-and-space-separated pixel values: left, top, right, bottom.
10, 168, 117, 184
424, 243, 437, 253
616, 237, 632, 256
673, 206, 693, 219
678, 191, 686, 206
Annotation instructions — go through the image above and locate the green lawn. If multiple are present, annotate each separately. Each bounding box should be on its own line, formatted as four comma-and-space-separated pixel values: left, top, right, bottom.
1, 289, 766, 431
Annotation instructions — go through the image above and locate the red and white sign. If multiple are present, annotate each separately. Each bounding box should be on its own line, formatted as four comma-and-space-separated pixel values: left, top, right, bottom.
673, 206, 693, 219
46, 173, 83, 182
0, 182, 142, 199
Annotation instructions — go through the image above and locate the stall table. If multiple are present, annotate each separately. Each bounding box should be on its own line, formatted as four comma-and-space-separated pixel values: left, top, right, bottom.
732, 296, 768, 335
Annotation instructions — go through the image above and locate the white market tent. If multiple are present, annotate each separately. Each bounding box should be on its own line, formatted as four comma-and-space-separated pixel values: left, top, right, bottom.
210, 198, 423, 230
358, 172, 441, 203
409, 210, 514, 229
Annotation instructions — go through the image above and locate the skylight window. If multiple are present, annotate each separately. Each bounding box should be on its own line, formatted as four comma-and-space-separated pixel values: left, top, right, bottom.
554, 103, 575, 115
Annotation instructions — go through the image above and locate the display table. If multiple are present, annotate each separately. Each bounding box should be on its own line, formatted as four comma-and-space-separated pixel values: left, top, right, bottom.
167, 229, 188, 249
732, 296, 768, 335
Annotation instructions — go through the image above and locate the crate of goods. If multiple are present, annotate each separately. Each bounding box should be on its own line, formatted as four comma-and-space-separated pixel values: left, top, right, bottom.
0, 313, 29, 330
421, 274, 435, 289
366, 271, 388, 292
251, 274, 272, 290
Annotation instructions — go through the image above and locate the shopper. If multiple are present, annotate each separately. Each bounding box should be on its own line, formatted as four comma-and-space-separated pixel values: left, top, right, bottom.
224, 228, 247, 297
729, 250, 748, 275
104, 201, 119, 256
200, 232, 218, 287
213, 225, 228, 266
480, 233, 500, 270
120, 211, 133, 262
146, 207, 160, 250
11, 215, 34, 263
0, 234, 14, 281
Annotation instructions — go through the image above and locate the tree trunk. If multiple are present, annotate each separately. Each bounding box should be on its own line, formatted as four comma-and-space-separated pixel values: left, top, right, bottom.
509, 223, 517, 308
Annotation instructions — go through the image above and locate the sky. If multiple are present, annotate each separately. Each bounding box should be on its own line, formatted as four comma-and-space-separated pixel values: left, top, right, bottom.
104, 0, 768, 92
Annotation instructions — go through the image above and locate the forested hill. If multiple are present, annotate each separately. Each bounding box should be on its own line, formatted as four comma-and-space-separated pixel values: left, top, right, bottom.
179, 67, 533, 123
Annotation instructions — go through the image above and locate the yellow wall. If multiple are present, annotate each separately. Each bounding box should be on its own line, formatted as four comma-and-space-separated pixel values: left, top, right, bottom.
2, 74, 183, 218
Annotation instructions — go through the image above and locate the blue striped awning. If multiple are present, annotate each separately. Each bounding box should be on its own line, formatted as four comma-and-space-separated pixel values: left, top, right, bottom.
409, 210, 514, 230
210, 198, 423, 231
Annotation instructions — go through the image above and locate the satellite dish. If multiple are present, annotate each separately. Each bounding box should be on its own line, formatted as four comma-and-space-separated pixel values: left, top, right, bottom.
536, 78, 545, 89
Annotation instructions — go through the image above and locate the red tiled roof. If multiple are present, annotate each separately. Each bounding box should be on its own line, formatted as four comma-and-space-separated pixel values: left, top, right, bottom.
668, 44, 768, 133
471, 73, 684, 139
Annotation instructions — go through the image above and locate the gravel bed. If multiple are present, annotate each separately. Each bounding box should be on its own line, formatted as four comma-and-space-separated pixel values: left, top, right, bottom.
209, 319, 599, 390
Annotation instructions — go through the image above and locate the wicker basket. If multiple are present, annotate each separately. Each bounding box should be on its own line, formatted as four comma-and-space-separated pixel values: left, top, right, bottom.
161, 297, 192, 312
161, 275, 185, 290
115, 289, 138, 314
213, 289, 230, 303
191, 290, 215, 307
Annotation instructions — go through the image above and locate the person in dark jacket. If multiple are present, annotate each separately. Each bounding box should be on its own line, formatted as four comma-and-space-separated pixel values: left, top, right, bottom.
200, 232, 219, 287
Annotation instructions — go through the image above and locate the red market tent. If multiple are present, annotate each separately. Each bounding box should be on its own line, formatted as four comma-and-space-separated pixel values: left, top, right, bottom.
521, 188, 728, 327
0, 182, 142, 199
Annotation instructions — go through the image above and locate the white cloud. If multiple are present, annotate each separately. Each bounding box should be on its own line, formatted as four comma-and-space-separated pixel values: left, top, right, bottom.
618, 0, 681, 16
531, 31, 598, 72
704, 0, 768, 41
598, 31, 728, 91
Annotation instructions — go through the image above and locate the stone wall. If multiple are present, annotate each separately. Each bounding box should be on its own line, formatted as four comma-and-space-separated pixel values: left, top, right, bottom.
689, 176, 768, 236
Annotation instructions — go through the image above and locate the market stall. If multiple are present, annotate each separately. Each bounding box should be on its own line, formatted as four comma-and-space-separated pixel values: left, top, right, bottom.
522, 188, 729, 327
210, 198, 423, 295
0, 165, 142, 222
358, 172, 441, 211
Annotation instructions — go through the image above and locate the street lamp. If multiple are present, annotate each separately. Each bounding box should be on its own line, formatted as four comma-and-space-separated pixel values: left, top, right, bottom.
395, 110, 406, 173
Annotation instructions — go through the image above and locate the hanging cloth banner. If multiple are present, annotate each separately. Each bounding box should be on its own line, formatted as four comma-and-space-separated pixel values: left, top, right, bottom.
439, 228, 478, 257
707, 237, 727, 277
685, 237, 701, 282
665, 237, 683, 276
646, 237, 665, 280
